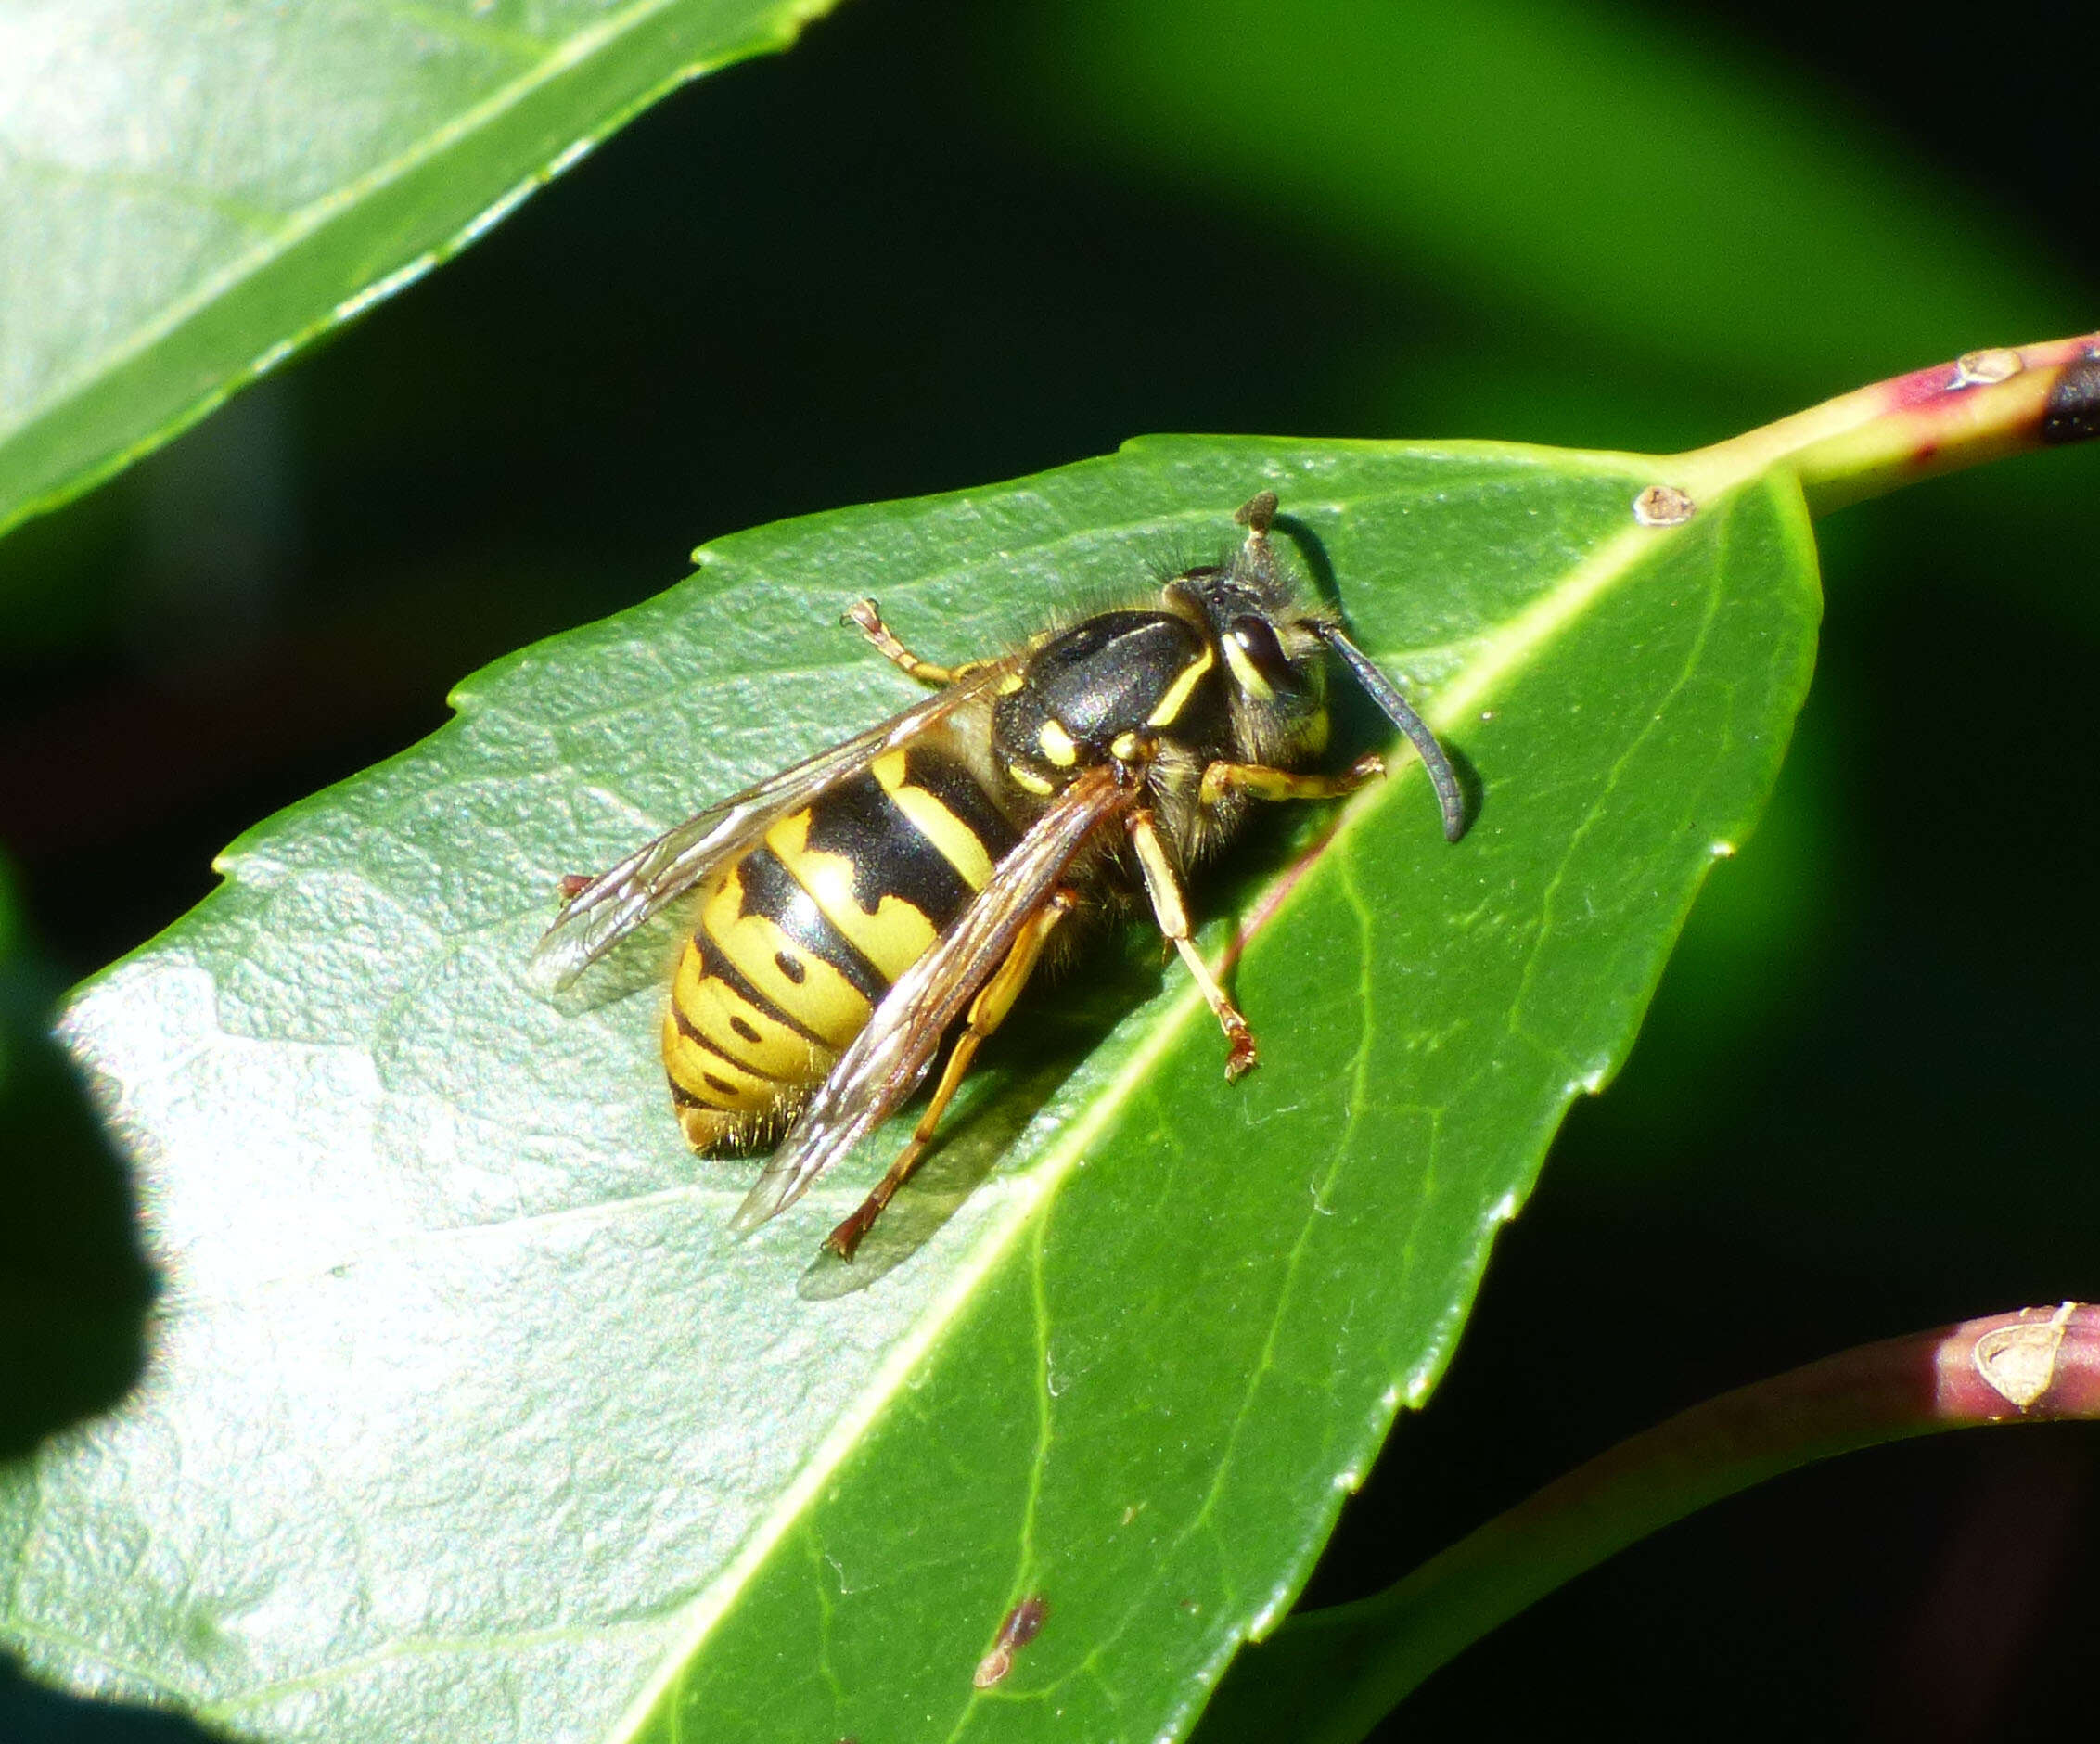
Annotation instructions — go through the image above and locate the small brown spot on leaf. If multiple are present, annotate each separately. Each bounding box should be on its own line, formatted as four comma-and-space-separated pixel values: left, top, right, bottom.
1632, 484, 1695, 527
1004, 1595, 1048, 1649
973, 1595, 1048, 1687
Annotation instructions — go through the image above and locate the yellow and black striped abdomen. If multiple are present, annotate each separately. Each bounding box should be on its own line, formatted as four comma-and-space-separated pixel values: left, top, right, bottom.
662, 746, 1020, 1149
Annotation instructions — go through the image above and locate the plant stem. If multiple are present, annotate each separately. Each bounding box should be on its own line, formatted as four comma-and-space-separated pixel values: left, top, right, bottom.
1672, 331, 2100, 514
1197, 1303, 2100, 1744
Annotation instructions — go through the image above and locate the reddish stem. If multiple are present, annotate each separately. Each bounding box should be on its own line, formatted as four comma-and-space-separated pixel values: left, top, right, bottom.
1202, 1305, 2100, 1744
1673, 332, 2100, 513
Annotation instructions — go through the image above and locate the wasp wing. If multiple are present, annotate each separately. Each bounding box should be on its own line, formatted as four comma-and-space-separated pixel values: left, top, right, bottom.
729, 763, 1129, 1233
526, 664, 1013, 996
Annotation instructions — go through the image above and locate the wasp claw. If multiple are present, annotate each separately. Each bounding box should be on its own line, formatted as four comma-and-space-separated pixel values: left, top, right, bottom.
823, 1218, 867, 1263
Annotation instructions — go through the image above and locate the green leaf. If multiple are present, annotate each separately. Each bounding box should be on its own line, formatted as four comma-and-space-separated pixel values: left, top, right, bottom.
0, 0, 841, 551
5, 435, 1818, 1741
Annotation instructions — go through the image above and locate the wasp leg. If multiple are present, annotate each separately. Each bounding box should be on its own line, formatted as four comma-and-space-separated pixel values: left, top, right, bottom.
1126, 807, 1258, 1080
1198, 750, 1385, 808
843, 598, 961, 688
825, 887, 1078, 1261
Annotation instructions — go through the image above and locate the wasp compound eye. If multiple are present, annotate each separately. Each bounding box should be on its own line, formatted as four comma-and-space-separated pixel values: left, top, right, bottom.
1228, 614, 1292, 686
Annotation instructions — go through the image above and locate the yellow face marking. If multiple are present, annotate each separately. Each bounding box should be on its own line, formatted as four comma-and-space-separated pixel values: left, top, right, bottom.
1146, 644, 1215, 727
764, 811, 940, 981
701, 863, 869, 1047
661, 1008, 778, 1112
1036, 717, 1080, 767
1006, 761, 1055, 795
671, 942, 826, 1083
872, 751, 997, 889
1221, 635, 1273, 699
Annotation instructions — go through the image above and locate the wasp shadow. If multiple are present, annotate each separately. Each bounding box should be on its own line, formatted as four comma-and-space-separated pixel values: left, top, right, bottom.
796, 928, 1164, 1299
797, 513, 1487, 1297
529, 905, 689, 1016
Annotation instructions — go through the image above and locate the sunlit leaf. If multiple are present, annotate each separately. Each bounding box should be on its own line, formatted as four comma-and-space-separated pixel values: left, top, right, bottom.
0, 0, 842, 549
4, 435, 1817, 1740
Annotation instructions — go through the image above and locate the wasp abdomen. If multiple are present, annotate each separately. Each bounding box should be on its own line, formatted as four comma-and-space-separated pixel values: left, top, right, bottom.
662, 744, 1019, 1148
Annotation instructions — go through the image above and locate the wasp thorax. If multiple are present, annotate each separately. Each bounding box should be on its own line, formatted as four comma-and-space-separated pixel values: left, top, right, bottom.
992, 609, 1230, 792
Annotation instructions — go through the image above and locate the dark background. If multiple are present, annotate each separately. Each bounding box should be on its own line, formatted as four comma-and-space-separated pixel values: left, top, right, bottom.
3, 0, 2097, 1736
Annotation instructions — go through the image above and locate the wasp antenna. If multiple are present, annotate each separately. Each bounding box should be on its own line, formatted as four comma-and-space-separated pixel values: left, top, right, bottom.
1315, 624, 1468, 842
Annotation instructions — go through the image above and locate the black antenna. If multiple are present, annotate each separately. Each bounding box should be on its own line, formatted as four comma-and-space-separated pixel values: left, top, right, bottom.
1314, 623, 1468, 842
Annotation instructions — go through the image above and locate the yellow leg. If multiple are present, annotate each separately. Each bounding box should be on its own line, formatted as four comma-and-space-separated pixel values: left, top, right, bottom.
1125, 808, 1258, 1080
1198, 750, 1385, 809
843, 597, 958, 687
826, 889, 1077, 1260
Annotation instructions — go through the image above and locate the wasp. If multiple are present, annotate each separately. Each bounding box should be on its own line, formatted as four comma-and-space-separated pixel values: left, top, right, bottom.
530, 493, 1466, 1260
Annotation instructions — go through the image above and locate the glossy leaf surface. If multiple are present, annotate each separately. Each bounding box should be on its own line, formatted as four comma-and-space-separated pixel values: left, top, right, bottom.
5, 437, 1819, 1741
0, 0, 839, 548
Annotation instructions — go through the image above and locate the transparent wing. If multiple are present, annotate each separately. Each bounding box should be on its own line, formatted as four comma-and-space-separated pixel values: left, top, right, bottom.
729, 764, 1129, 1233
526, 664, 1012, 996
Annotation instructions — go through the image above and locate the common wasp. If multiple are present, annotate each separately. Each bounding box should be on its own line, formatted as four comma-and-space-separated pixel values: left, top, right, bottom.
530, 493, 1466, 1259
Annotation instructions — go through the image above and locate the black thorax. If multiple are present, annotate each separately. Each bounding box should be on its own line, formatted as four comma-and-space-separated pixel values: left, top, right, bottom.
992, 612, 1232, 791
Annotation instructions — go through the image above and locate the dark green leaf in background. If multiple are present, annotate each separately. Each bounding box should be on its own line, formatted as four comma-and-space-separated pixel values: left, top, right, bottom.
0, 0, 841, 557
3, 434, 1817, 1740
1029, 0, 2079, 408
